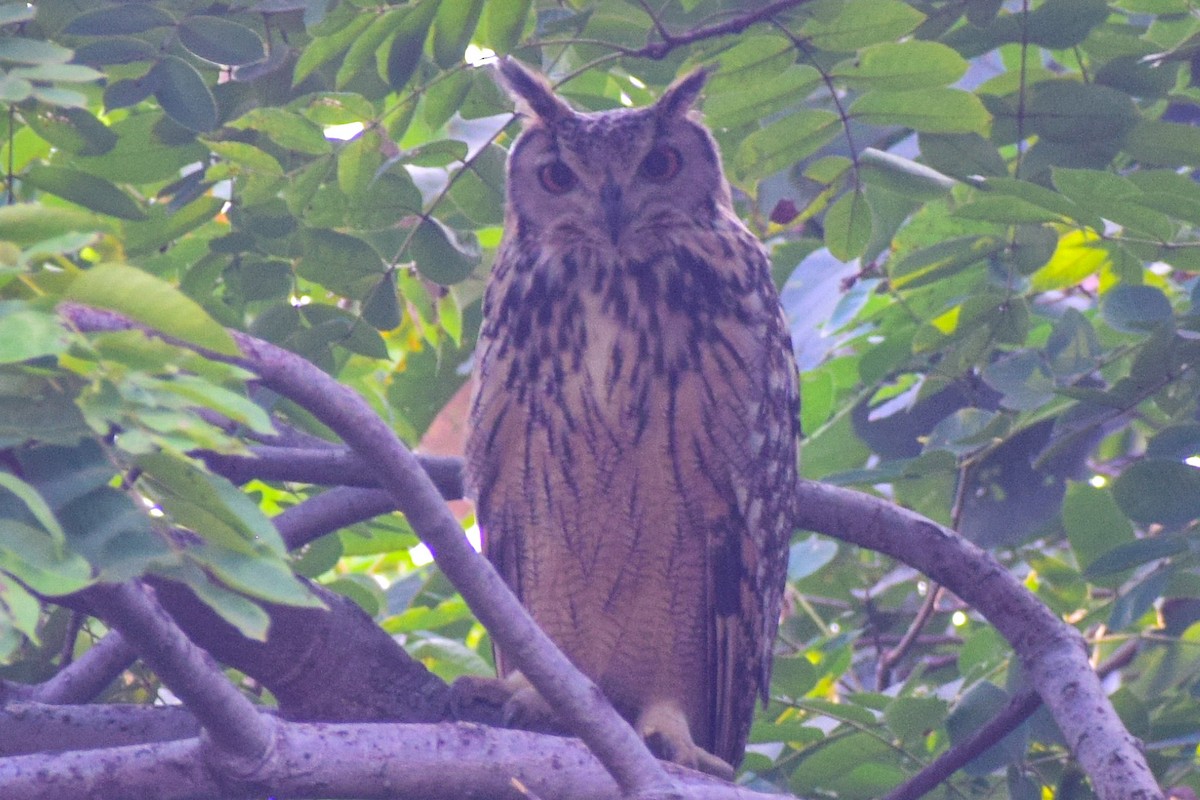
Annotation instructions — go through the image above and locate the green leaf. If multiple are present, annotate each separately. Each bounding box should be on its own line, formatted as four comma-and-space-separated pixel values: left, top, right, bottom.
424, 69, 472, 130
1063, 483, 1136, 584
155, 375, 273, 435
0, 472, 66, 550
23, 164, 146, 220
891, 236, 998, 289
362, 272, 402, 330
850, 89, 991, 134
859, 148, 956, 199
1112, 460, 1200, 526
68, 112, 206, 183
137, 450, 283, 555
981, 350, 1056, 411
64, 4, 175, 34
189, 543, 322, 608
919, 133, 1008, 179
294, 12, 374, 86
954, 195, 1066, 224
0, 301, 69, 363
0, 36, 72, 65
151, 56, 218, 133
10, 63, 103, 83
833, 42, 968, 90
296, 228, 386, 292
801, 0, 925, 50
0, 73, 32, 102
0, 521, 94, 596
1102, 285, 1173, 333
206, 140, 284, 176
65, 263, 238, 356
705, 35, 795, 95
338, 7, 409, 90
432, 0, 484, 68
337, 128, 384, 195
824, 189, 873, 261
24, 107, 117, 155
122, 195, 225, 256
228, 108, 330, 155
1122, 119, 1200, 167
703, 66, 821, 129
1023, 80, 1137, 143
884, 696, 948, 743
73, 36, 158, 66
0, 3, 35, 25
482, 0, 531, 53
734, 110, 840, 180
177, 15, 266, 66
406, 217, 480, 285
0, 203, 110, 245
449, 144, 505, 225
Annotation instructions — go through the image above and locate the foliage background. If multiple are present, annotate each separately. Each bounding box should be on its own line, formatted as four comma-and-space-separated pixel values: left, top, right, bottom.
2, 0, 1200, 798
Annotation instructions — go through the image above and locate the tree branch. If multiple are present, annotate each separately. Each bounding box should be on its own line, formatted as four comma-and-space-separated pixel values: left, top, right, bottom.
272, 486, 401, 549
82, 582, 275, 764
61, 304, 682, 800
0, 721, 780, 800
201, 446, 464, 500
0, 701, 199, 757
793, 479, 1162, 800
4, 632, 135, 706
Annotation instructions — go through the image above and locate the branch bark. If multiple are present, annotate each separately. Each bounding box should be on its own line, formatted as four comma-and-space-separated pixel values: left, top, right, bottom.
0, 720, 779, 800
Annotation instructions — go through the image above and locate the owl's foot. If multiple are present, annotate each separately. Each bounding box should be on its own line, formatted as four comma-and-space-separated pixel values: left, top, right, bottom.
450, 672, 567, 733
448, 675, 513, 726
637, 700, 735, 781
499, 672, 568, 734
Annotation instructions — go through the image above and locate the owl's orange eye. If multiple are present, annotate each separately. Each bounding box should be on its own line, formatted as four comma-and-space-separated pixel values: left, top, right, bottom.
638, 146, 681, 182
538, 161, 577, 194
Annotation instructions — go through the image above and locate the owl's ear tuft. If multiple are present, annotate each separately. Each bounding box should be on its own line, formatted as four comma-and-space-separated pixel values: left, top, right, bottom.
655, 67, 709, 119
494, 57, 574, 124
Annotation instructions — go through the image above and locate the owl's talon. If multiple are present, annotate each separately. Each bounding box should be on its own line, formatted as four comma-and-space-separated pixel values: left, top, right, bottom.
637, 700, 735, 780
500, 673, 566, 734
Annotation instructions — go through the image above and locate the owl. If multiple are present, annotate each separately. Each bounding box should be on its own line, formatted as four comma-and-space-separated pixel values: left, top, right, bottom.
465, 57, 800, 778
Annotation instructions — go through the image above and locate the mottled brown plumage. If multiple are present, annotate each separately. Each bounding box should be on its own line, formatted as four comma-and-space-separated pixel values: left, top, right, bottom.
465, 57, 799, 776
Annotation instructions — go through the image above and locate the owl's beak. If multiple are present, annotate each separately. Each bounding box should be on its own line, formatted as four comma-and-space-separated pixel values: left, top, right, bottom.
599, 181, 624, 245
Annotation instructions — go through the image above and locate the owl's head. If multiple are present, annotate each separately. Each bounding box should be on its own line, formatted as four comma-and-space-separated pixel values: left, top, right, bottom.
495, 57, 731, 256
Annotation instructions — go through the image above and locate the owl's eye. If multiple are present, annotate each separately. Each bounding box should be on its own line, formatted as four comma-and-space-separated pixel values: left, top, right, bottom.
538, 161, 577, 194
638, 146, 681, 182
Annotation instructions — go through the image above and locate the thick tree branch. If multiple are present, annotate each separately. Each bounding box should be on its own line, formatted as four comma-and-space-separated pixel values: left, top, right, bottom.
0, 702, 199, 756
61, 304, 682, 800
82, 582, 275, 763
0, 721, 779, 800
146, 577, 450, 723
793, 480, 1161, 800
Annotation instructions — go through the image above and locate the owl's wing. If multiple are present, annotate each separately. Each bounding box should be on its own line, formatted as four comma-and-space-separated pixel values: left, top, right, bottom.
696, 244, 800, 766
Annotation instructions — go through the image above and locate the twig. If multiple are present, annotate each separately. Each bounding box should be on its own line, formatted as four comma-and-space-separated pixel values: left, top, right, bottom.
61, 304, 682, 800
877, 586, 943, 689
